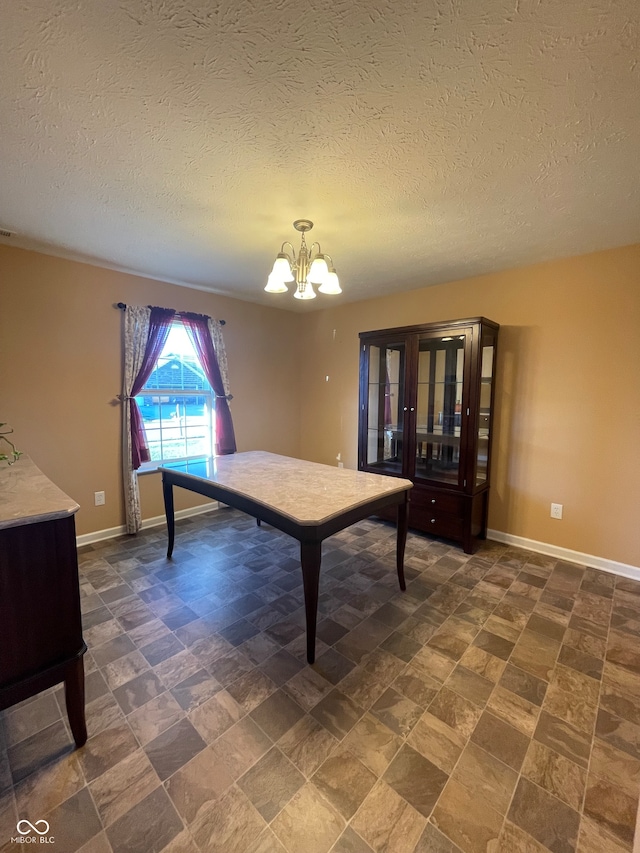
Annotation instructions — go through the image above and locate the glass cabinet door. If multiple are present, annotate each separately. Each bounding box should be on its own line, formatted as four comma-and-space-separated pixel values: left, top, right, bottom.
365, 341, 406, 474
475, 339, 495, 485
414, 334, 465, 485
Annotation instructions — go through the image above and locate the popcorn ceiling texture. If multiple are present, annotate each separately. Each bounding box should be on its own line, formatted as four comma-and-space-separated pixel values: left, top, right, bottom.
0, 0, 638, 306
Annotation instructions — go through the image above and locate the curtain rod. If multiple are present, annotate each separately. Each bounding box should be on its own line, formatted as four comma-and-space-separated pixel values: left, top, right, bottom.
115, 302, 225, 324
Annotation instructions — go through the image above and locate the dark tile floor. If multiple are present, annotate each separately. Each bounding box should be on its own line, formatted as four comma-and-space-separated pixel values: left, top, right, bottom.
1, 508, 640, 853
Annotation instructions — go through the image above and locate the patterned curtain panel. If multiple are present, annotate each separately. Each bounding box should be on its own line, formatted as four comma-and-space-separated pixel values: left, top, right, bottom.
121, 305, 175, 533
181, 312, 237, 455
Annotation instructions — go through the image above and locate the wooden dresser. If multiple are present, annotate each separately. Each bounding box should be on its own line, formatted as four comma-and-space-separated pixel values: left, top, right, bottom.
0, 456, 87, 746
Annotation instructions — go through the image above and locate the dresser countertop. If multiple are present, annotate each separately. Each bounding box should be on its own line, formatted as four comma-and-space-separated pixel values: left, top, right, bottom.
0, 456, 79, 530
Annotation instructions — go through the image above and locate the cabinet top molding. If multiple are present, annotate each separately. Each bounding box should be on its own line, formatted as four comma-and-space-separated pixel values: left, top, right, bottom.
359, 317, 499, 340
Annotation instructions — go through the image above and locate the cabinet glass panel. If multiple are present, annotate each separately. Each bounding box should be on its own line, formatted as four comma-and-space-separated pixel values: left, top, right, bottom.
415, 335, 465, 485
476, 344, 494, 485
366, 342, 405, 474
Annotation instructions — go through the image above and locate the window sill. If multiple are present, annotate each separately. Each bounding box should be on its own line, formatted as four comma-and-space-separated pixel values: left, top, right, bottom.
137, 457, 214, 477
137, 466, 161, 476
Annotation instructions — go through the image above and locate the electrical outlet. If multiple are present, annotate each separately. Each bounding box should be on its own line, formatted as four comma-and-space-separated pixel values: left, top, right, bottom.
550, 502, 563, 519
94, 490, 105, 506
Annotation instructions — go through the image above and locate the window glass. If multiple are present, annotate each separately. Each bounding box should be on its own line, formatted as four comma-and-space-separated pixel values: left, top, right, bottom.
136, 322, 214, 472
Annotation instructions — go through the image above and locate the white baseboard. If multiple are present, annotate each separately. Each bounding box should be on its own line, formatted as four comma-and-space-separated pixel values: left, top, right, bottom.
487, 528, 640, 582
76, 502, 220, 548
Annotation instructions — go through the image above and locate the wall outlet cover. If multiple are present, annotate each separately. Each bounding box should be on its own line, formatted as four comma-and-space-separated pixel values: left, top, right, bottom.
550, 502, 563, 519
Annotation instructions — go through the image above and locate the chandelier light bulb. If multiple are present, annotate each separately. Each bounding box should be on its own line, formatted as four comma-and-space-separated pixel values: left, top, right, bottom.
293, 281, 316, 300
264, 272, 289, 293
308, 255, 329, 285
318, 267, 341, 295
271, 254, 295, 282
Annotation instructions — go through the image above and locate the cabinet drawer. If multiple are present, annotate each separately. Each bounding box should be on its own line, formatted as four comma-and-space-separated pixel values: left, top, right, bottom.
411, 487, 465, 516
420, 512, 464, 540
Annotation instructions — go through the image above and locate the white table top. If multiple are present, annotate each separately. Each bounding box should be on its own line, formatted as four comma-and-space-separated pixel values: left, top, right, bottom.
162, 451, 413, 526
0, 456, 79, 530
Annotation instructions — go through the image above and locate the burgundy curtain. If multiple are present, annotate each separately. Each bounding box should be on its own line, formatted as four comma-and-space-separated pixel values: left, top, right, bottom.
181, 312, 237, 455
130, 307, 175, 469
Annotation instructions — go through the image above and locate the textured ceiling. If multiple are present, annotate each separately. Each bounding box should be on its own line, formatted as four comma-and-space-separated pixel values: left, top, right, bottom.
1, 0, 639, 310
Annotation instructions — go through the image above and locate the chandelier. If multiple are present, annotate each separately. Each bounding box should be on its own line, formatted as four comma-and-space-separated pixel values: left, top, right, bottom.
264, 219, 341, 300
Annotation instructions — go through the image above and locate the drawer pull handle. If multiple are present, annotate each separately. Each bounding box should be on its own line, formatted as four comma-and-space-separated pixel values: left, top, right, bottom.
431, 499, 436, 504
431, 518, 436, 523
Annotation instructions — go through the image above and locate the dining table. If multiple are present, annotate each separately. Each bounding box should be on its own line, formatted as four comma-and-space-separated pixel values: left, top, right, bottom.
160, 451, 413, 663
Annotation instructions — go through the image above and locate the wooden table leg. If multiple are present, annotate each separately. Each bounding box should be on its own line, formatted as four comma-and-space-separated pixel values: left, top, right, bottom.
162, 476, 176, 558
64, 656, 87, 747
300, 540, 322, 665
396, 491, 409, 591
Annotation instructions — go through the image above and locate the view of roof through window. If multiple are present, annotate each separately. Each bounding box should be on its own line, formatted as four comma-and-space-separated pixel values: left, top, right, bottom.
144, 324, 209, 389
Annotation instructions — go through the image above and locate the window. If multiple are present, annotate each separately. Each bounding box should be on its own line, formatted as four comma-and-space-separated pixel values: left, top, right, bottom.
135, 321, 215, 476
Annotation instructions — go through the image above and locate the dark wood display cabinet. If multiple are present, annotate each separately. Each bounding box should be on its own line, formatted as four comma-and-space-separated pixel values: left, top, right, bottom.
358, 317, 499, 553
0, 456, 87, 747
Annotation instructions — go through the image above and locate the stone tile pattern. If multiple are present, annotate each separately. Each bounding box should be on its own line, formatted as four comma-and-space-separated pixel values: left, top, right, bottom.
1, 508, 639, 853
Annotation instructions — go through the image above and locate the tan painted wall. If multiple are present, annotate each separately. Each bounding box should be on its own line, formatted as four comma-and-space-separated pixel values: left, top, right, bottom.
0, 245, 301, 535
2, 242, 639, 567
297, 243, 640, 568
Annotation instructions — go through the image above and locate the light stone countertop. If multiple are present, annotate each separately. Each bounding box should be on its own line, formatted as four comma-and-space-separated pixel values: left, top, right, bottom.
162, 451, 413, 526
0, 455, 79, 529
